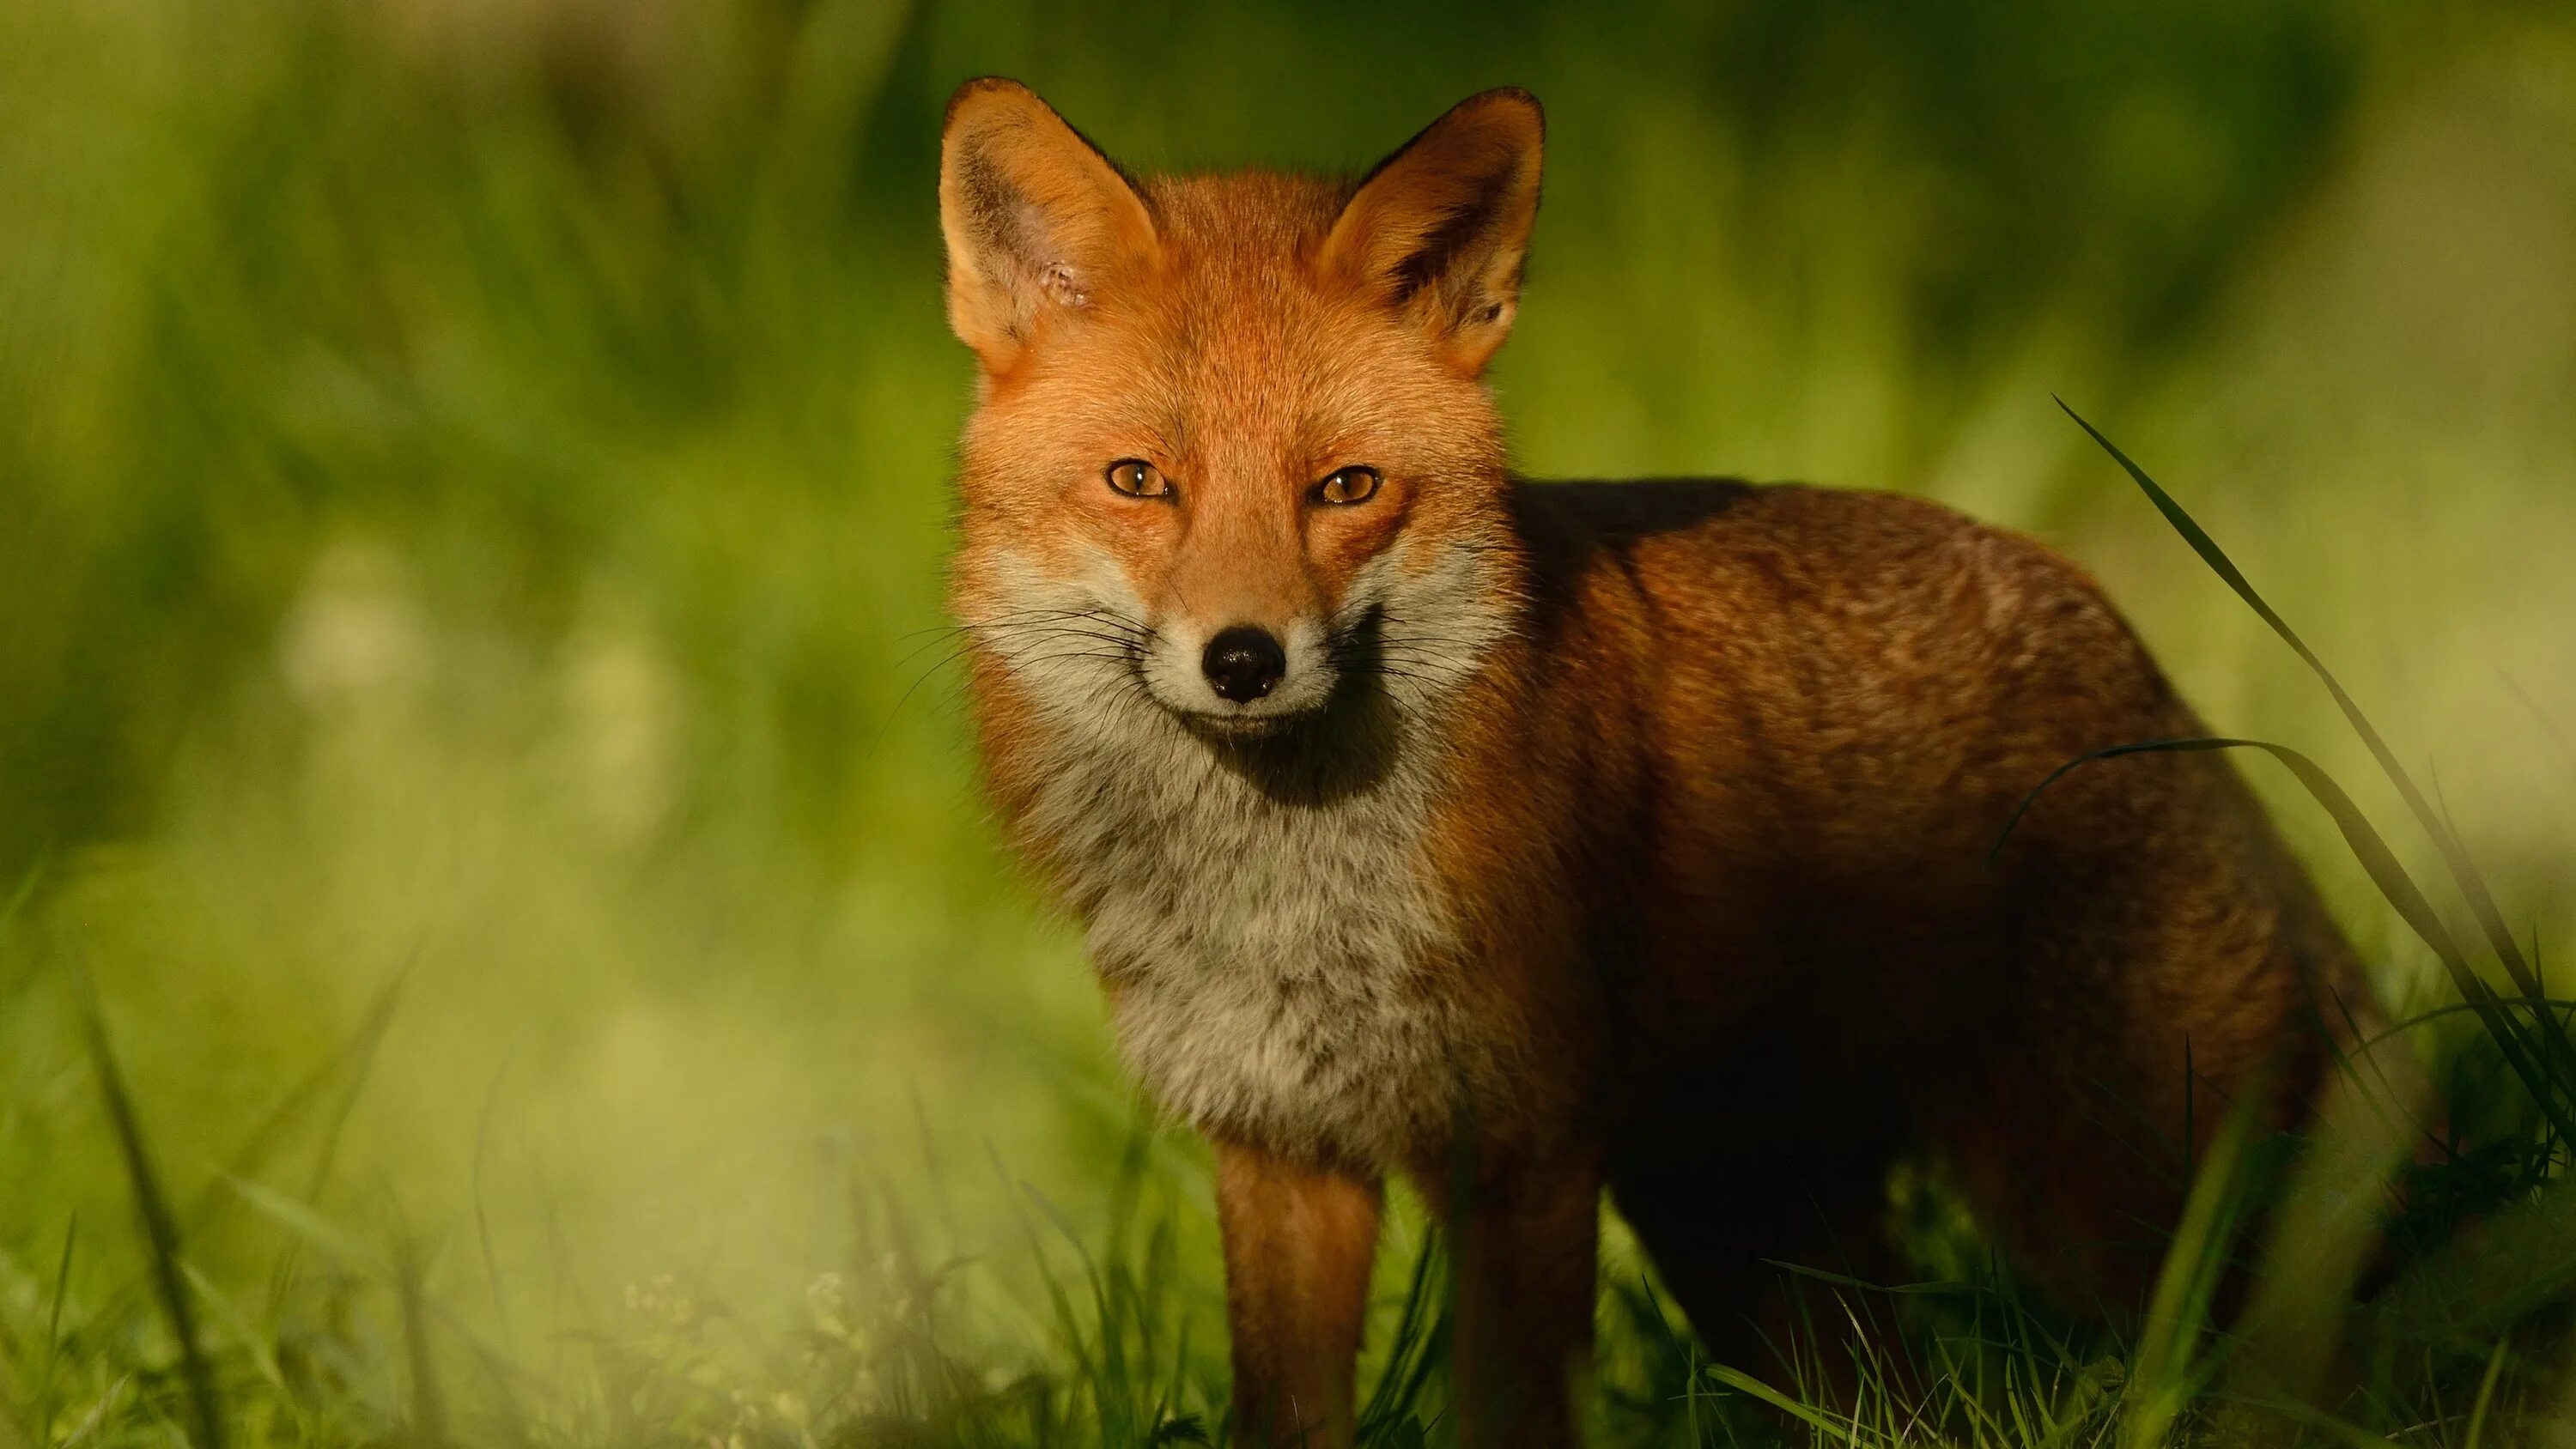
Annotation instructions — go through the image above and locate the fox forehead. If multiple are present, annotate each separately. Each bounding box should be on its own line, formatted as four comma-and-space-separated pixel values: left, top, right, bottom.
979, 173, 1479, 471
1144, 170, 1350, 279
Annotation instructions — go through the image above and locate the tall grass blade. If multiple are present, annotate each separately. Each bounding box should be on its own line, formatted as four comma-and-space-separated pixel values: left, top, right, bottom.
1358, 1229, 1453, 1440
2228, 1021, 2427, 1415
176, 1264, 288, 1404
989, 1146, 1103, 1432
1702, 1362, 1864, 1442
2464, 1331, 2511, 1449
71, 961, 412, 1349
73, 954, 228, 1449
2124, 1094, 2263, 1449
33, 1214, 75, 1449
2059, 402, 2566, 1060
256, 962, 410, 1319
207, 961, 410, 1232
223, 1176, 393, 1278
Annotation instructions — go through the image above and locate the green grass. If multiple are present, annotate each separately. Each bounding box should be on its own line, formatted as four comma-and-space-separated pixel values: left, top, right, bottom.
5, 0, 2576, 1443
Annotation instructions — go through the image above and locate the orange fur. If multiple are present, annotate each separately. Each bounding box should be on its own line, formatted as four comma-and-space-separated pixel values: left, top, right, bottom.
938, 80, 2379, 1446
1216, 1142, 1382, 1446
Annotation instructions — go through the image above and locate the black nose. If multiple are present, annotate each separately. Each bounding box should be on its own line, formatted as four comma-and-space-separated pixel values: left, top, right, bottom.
1201, 625, 1287, 703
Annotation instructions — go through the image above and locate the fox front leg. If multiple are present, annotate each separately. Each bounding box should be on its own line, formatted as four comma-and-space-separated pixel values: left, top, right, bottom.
1215, 1140, 1382, 1447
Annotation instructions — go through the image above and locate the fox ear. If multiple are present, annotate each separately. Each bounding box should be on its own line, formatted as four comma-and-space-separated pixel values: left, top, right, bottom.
1322, 88, 1543, 374
939, 78, 1158, 372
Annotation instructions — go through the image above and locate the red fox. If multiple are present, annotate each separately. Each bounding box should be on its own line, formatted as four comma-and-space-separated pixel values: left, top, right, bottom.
938, 80, 2382, 1446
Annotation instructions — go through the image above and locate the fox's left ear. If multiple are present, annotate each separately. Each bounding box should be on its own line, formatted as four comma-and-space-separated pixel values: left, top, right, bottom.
1323, 88, 1543, 374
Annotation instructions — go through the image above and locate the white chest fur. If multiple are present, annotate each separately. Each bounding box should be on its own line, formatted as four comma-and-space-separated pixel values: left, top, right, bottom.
966, 538, 1516, 1168
1019, 715, 1480, 1168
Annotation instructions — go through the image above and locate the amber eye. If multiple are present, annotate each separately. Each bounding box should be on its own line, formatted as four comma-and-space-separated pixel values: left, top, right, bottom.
1314, 465, 1382, 506
1105, 459, 1170, 499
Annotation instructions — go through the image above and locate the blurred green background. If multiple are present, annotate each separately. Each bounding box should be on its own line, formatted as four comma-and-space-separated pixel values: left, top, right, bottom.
4, 0, 2574, 1438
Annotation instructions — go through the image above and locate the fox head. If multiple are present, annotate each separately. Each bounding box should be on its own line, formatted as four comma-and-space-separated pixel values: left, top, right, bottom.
939, 79, 1540, 743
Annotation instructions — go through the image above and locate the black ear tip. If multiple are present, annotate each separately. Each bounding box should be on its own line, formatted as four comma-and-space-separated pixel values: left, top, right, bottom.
1462, 86, 1545, 139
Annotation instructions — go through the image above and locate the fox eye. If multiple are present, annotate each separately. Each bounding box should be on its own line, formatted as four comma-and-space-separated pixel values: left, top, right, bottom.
1104, 459, 1170, 499
1313, 465, 1382, 506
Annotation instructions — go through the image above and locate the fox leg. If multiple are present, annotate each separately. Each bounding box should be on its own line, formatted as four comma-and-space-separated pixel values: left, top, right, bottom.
1421, 1153, 1601, 1449
1215, 1139, 1382, 1447
1611, 1141, 1914, 1410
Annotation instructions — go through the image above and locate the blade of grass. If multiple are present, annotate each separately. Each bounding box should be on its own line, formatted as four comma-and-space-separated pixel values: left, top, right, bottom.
1358, 1228, 1453, 1439
987, 1145, 1102, 1428
2464, 1331, 2510, 1449
2350, 997, 2576, 1054
177, 1263, 289, 1406
33, 1214, 76, 1449
2060, 402, 2564, 1056
223, 1176, 393, 1278
1703, 1362, 1866, 1443
81, 959, 410, 1349
72, 950, 226, 1449
215, 959, 410, 1232
258, 961, 410, 1320
2124, 1095, 2262, 1449
2228, 1016, 2426, 1412
428, 1306, 540, 1449
54, 1373, 133, 1449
